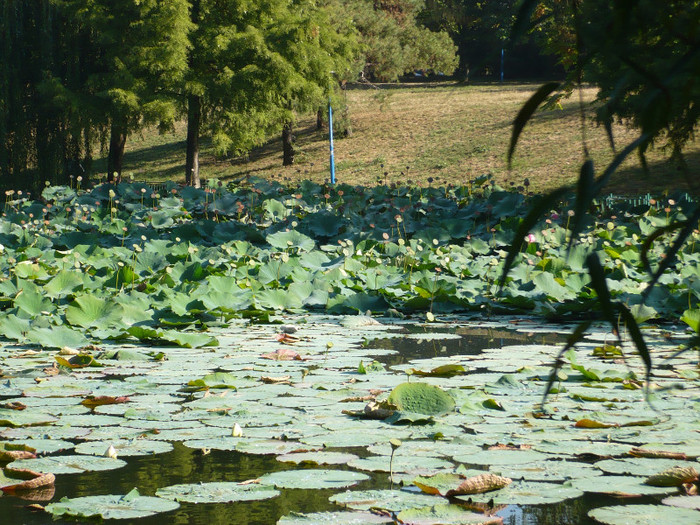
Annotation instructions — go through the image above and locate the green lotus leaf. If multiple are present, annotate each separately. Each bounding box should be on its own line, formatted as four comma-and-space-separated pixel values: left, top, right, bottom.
277, 511, 393, 524
452, 449, 549, 467
572, 475, 677, 496
0, 409, 58, 428
458, 480, 583, 505
10, 454, 126, 474
495, 460, 603, 482
259, 469, 368, 489
681, 308, 700, 333
43, 270, 85, 298
588, 504, 700, 525
27, 325, 89, 350
276, 451, 359, 466
0, 314, 32, 341
595, 458, 691, 477
156, 481, 279, 503
160, 330, 219, 348
329, 489, 441, 511
662, 496, 700, 511
74, 439, 173, 457
348, 455, 453, 474
386, 383, 455, 416
396, 503, 503, 525
266, 230, 315, 252
45, 488, 179, 520
14, 285, 55, 317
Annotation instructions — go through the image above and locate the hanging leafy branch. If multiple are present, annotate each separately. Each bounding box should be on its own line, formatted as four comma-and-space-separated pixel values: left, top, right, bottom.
502, 0, 700, 397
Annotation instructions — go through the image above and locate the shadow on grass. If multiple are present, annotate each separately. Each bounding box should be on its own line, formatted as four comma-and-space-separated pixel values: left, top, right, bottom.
606, 149, 700, 196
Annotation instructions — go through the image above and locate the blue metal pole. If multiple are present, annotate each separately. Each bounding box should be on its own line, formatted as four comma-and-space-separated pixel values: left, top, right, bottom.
500, 48, 504, 82
328, 97, 336, 184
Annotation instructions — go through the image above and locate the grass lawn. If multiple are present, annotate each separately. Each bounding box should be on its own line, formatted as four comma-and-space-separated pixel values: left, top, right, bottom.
105, 81, 699, 195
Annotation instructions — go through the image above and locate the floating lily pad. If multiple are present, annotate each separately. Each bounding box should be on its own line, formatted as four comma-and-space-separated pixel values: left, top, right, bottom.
386, 383, 455, 416
45, 488, 179, 519
662, 496, 700, 511
259, 469, 369, 489
588, 504, 700, 525
453, 449, 548, 467
595, 458, 691, 477
395, 503, 503, 525
329, 489, 441, 511
277, 510, 393, 524
571, 476, 677, 496
74, 439, 173, 457
9, 454, 126, 474
348, 455, 453, 474
0, 409, 58, 428
276, 452, 359, 466
458, 480, 583, 505
495, 460, 603, 482
156, 482, 279, 503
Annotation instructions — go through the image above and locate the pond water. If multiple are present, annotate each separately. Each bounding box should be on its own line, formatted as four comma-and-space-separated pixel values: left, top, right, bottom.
0, 316, 696, 524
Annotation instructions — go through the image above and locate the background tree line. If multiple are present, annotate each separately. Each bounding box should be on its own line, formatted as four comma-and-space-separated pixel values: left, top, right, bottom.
0, 0, 564, 190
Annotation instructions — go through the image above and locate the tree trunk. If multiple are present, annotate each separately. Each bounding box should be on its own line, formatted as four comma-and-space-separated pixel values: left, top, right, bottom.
282, 121, 294, 166
107, 123, 127, 183
316, 108, 324, 130
185, 94, 201, 187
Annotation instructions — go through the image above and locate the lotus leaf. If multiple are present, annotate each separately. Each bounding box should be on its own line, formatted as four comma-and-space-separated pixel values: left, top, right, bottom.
329, 489, 441, 511
156, 481, 279, 503
259, 469, 369, 489
386, 383, 455, 416
277, 510, 393, 524
395, 503, 504, 525
571, 475, 677, 496
458, 480, 583, 505
588, 504, 700, 525
45, 488, 179, 520
662, 496, 700, 511
10, 454, 126, 474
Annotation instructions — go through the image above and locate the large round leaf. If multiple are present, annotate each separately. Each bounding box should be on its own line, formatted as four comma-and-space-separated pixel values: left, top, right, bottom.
259, 469, 369, 489
156, 482, 279, 503
386, 383, 455, 416
45, 488, 179, 520
588, 504, 700, 525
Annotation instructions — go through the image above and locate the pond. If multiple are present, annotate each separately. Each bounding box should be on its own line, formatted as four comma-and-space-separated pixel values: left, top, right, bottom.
0, 315, 698, 524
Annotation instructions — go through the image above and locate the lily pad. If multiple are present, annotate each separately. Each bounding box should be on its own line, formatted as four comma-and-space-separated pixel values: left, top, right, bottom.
9, 454, 126, 474
571, 475, 677, 496
276, 451, 359, 466
595, 458, 692, 477
277, 510, 393, 524
395, 504, 503, 525
45, 488, 179, 519
386, 383, 455, 416
329, 489, 441, 511
588, 504, 700, 525
74, 439, 173, 457
156, 482, 280, 503
259, 469, 369, 489
458, 480, 583, 505
662, 496, 700, 511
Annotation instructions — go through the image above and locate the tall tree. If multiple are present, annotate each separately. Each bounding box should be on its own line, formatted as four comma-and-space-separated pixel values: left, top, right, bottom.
59, 0, 192, 182
183, 0, 358, 181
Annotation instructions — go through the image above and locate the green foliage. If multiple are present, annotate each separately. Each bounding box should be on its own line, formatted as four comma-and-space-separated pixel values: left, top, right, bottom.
337, 0, 458, 81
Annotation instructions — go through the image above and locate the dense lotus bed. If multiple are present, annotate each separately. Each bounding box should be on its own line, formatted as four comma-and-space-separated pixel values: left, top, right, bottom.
0, 315, 698, 524
0, 179, 698, 522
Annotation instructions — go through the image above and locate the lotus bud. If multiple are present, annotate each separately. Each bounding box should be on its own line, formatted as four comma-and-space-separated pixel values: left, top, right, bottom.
232, 423, 243, 437
104, 445, 118, 459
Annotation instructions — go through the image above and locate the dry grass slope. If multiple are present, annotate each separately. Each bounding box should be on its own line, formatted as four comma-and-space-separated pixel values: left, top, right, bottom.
110, 82, 699, 195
